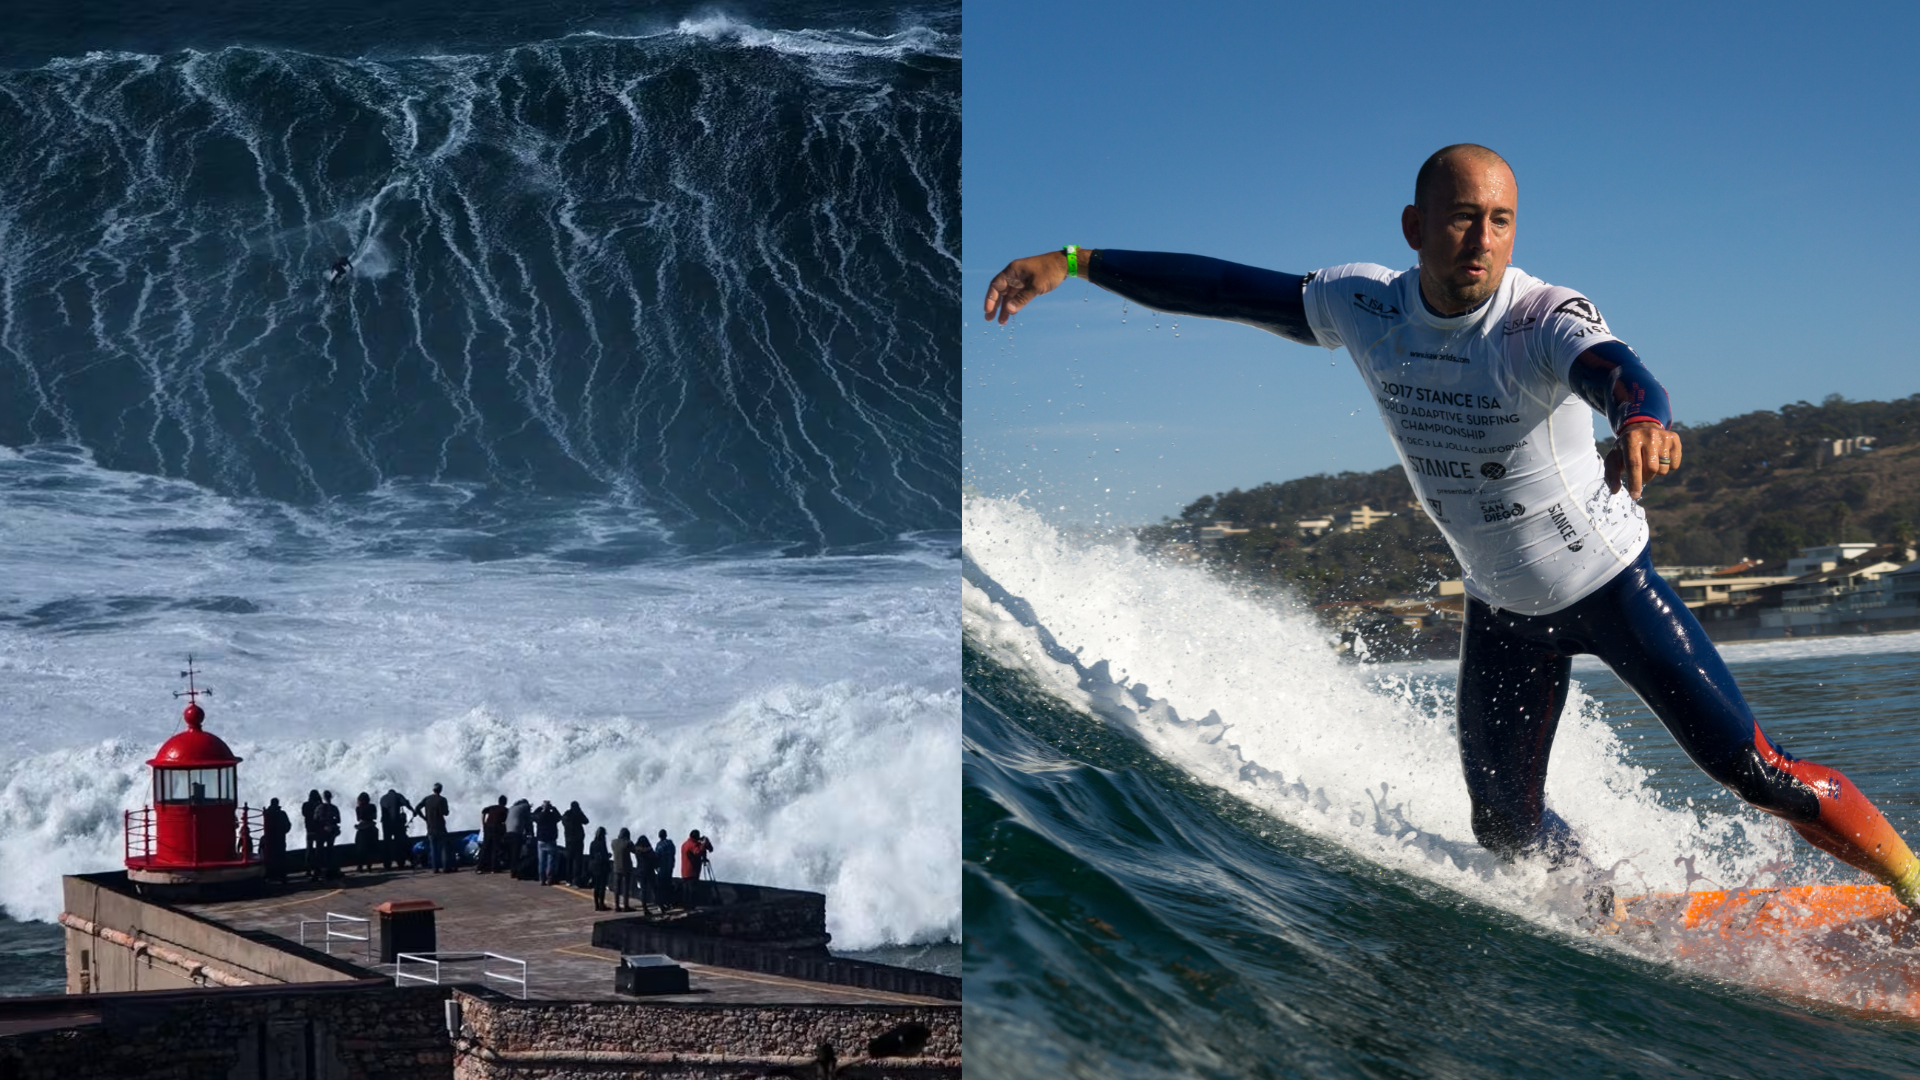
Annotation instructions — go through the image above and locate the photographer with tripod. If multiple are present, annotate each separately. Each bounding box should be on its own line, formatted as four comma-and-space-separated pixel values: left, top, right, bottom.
680, 829, 714, 908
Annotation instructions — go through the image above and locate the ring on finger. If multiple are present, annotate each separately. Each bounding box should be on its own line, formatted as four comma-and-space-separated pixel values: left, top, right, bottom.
1657, 456, 1672, 465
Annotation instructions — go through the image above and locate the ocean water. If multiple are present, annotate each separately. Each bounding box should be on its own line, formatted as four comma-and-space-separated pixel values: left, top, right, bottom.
964, 494, 1920, 1078
0, 0, 960, 995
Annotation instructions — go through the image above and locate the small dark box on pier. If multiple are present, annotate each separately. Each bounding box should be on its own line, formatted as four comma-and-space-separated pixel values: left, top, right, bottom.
616, 953, 689, 995
373, 899, 441, 963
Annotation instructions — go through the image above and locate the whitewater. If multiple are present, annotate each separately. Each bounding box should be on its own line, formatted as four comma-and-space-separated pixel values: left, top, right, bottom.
963, 493, 1920, 994
0, 448, 959, 952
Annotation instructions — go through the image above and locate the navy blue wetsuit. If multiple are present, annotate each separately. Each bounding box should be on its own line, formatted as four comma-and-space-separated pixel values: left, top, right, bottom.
1079, 248, 1920, 891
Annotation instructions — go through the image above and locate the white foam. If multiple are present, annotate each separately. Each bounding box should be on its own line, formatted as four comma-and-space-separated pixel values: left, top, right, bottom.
0, 454, 959, 949
0, 683, 957, 950
962, 493, 1809, 929
670, 15, 954, 61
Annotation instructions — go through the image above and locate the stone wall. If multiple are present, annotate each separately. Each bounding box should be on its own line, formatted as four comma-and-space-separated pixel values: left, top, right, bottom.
661, 883, 829, 952
451, 991, 961, 1080
0, 981, 451, 1080
589, 923, 960, 1001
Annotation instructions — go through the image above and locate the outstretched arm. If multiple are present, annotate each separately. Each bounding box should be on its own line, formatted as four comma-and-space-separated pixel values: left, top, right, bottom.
984, 248, 1316, 345
1569, 340, 1682, 499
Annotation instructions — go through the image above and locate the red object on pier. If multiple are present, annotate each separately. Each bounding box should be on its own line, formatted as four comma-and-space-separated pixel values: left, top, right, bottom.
124, 660, 263, 888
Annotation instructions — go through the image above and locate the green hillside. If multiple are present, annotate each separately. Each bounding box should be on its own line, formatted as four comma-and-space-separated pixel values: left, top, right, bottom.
1626, 394, 1920, 563
1140, 393, 1920, 605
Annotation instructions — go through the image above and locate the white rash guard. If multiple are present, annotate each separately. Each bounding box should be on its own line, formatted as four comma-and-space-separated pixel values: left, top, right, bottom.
1302, 262, 1648, 615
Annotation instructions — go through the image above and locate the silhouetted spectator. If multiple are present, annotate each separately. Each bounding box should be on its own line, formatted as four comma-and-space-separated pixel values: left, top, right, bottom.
633, 830, 660, 913
352, 792, 379, 872
532, 800, 563, 885
654, 829, 676, 907
506, 797, 533, 880
562, 801, 591, 886
315, 791, 343, 879
378, 788, 415, 869
261, 798, 291, 883
478, 796, 508, 874
300, 789, 323, 881
609, 827, 636, 912
416, 783, 453, 873
588, 827, 612, 910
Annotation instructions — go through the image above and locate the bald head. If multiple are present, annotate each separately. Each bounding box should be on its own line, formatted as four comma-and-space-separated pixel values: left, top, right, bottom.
1401, 145, 1518, 315
1414, 144, 1514, 212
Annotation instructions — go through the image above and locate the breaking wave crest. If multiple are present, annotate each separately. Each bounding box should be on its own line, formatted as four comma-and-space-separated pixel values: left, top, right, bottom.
0, 680, 960, 950
962, 495, 1796, 918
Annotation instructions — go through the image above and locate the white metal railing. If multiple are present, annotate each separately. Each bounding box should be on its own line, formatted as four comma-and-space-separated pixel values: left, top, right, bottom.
1841, 595, 1896, 610
394, 951, 527, 999
299, 912, 371, 959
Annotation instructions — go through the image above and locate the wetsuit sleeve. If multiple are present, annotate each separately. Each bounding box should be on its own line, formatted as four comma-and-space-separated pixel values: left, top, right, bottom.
1084, 249, 1318, 346
1567, 340, 1673, 433
1528, 290, 1671, 433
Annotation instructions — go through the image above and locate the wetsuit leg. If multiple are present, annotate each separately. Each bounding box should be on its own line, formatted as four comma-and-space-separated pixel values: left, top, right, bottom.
1572, 552, 1920, 903
1457, 597, 1576, 861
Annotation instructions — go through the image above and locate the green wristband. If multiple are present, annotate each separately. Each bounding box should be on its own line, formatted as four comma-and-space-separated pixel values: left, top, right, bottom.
1063, 245, 1079, 278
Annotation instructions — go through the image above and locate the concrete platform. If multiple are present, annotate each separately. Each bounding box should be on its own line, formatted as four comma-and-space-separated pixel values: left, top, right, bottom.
176, 868, 946, 1006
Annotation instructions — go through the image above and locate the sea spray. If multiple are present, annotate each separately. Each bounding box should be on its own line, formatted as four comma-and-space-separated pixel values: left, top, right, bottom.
0, 681, 959, 949
0, 448, 959, 953
961, 492, 1802, 928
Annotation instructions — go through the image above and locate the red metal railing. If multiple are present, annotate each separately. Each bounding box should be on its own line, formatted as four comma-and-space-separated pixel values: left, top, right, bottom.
237, 804, 262, 861
124, 804, 263, 867
124, 806, 154, 865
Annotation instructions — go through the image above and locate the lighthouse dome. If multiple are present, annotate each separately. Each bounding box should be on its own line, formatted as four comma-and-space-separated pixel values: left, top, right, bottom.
148, 728, 240, 768
146, 702, 242, 768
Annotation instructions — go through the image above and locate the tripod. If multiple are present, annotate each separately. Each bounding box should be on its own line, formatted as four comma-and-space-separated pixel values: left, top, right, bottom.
698, 855, 717, 907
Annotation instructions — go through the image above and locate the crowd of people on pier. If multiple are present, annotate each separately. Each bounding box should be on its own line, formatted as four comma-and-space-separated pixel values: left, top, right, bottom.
253, 785, 716, 912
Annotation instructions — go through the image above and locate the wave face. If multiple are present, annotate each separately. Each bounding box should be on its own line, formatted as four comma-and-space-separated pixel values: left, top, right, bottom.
963, 494, 1920, 1075
0, 12, 958, 551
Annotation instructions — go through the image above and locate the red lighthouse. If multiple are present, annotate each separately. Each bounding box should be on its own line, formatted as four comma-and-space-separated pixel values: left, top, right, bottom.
124, 659, 263, 891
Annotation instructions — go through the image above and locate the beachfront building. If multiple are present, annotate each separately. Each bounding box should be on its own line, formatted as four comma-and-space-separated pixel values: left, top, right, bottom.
1690, 543, 1920, 641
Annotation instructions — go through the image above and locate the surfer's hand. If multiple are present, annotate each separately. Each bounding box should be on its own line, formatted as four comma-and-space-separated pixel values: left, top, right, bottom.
984, 251, 1073, 325
1606, 421, 1683, 499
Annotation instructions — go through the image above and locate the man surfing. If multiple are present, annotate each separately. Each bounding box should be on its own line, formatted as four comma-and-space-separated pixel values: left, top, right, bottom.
983, 144, 1920, 907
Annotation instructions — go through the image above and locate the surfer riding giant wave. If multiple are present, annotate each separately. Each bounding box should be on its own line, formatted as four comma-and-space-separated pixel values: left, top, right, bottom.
0, 2, 961, 982
983, 144, 1920, 910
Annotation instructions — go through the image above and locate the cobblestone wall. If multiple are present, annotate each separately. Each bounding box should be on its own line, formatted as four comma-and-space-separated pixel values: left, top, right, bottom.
0, 983, 451, 1080
453, 992, 960, 1080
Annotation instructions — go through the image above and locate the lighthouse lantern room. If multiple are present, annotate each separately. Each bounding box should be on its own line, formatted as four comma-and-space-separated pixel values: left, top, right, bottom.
124, 658, 263, 890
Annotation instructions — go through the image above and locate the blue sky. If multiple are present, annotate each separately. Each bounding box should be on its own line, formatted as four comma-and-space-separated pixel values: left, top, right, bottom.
962, 1, 1920, 527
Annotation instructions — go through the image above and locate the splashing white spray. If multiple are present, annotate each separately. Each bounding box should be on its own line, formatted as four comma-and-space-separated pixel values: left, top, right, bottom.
0, 683, 959, 949
962, 493, 1802, 925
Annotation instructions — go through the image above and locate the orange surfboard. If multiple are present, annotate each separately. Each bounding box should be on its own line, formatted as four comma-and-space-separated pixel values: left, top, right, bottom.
1599, 885, 1920, 1018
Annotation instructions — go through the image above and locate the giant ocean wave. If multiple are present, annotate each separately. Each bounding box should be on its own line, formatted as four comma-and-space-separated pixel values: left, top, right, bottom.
0, 6, 959, 962
0, 14, 959, 552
